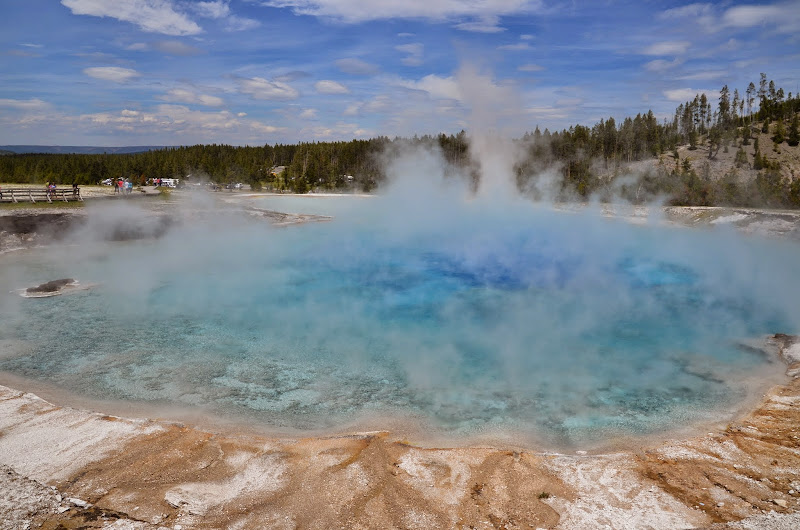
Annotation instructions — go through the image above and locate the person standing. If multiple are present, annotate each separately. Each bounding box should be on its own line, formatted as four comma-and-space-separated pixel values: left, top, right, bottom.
113, 178, 119, 194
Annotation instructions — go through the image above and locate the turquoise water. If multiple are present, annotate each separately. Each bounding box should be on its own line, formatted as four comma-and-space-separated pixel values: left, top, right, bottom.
1, 196, 798, 448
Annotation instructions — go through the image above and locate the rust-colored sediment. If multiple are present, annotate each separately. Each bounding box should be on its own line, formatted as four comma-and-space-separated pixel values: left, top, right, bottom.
33, 429, 570, 529
638, 335, 800, 525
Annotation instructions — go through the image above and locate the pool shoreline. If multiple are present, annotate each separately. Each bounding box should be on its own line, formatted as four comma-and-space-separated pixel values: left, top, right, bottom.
0, 335, 798, 528
2, 199, 800, 528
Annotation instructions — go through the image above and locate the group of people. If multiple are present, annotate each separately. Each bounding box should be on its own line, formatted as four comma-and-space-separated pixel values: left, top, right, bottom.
113, 178, 133, 194
44, 182, 81, 198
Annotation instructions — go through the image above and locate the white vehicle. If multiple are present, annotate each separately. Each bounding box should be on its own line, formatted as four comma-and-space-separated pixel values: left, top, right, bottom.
157, 178, 179, 188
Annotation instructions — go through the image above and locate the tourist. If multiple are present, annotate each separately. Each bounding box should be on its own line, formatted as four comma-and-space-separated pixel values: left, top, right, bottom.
113, 179, 119, 194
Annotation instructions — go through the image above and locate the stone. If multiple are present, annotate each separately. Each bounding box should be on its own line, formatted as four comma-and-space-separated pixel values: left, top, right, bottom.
773, 499, 788, 508
68, 497, 89, 508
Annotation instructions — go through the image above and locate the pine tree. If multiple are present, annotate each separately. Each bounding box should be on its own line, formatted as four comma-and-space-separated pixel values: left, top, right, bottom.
719, 85, 731, 128
753, 137, 764, 170
788, 114, 800, 147
772, 119, 786, 144
734, 146, 748, 168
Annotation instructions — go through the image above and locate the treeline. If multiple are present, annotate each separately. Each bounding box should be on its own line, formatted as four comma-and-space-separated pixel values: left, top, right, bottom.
0, 140, 389, 193
514, 73, 800, 207
1, 73, 799, 207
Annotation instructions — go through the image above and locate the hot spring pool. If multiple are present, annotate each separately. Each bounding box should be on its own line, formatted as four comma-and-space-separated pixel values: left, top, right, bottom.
1, 195, 798, 449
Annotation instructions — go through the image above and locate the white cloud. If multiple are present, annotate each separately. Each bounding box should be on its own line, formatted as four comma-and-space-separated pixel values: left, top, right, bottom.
299, 108, 317, 119
315, 80, 349, 94
454, 15, 505, 33
274, 71, 310, 82
643, 58, 683, 72
73, 51, 118, 61
0, 98, 50, 110
194, 1, 230, 19
83, 66, 141, 82
302, 122, 371, 140
21, 43, 44, 48
8, 50, 41, 58
238, 77, 299, 100
722, 3, 800, 33
396, 43, 424, 66
79, 105, 282, 136
640, 41, 691, 56
518, 63, 543, 72
61, 0, 202, 36
525, 106, 569, 120
0, 104, 284, 144
159, 88, 224, 106
677, 70, 728, 81
659, 3, 713, 19
663, 88, 713, 102
336, 58, 379, 75
226, 15, 261, 31
659, 2, 800, 34
343, 95, 391, 116
128, 40, 205, 55
658, 2, 715, 29
192, 1, 259, 30
498, 42, 531, 51
259, 0, 545, 24
400, 74, 461, 100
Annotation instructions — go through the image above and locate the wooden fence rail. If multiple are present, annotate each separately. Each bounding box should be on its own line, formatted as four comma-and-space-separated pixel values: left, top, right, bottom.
0, 187, 83, 203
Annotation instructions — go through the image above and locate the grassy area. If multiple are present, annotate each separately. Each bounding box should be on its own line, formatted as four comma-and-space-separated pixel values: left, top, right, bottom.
0, 200, 85, 210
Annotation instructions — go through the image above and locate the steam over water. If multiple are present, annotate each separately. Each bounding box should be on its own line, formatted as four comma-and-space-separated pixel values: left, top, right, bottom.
1, 176, 799, 449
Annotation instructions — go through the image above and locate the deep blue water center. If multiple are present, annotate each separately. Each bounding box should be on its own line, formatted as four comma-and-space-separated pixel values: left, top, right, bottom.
1, 195, 798, 448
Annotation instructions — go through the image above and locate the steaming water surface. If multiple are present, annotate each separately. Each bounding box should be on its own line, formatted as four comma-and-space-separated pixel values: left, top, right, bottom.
1, 195, 798, 449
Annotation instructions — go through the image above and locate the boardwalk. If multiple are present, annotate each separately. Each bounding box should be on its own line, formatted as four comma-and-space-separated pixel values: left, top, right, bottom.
0, 187, 82, 203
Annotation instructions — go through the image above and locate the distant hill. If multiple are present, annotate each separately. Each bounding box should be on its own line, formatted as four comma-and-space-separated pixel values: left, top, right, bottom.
0, 145, 171, 155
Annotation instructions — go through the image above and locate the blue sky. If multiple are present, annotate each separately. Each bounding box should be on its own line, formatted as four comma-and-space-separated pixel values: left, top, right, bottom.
1, 0, 798, 146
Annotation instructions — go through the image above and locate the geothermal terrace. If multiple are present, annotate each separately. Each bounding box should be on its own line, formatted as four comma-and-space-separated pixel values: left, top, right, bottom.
1, 187, 800, 529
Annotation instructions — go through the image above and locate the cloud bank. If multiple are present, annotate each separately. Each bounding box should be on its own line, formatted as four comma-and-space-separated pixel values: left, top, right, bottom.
61, 0, 202, 36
